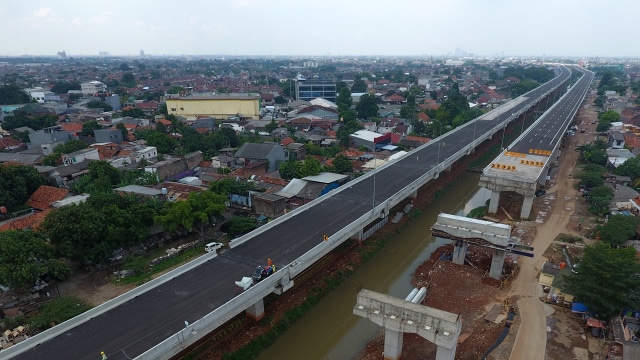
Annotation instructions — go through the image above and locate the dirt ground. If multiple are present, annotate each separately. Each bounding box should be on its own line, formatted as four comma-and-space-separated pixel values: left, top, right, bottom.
4, 93, 604, 359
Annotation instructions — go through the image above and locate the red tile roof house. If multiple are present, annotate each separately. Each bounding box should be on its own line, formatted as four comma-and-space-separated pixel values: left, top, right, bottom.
382, 93, 406, 105
0, 209, 51, 231
27, 185, 70, 210
0, 185, 69, 231
0, 137, 27, 152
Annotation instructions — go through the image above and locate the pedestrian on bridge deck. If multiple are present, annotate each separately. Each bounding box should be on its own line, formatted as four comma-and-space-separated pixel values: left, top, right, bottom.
101, 351, 107, 360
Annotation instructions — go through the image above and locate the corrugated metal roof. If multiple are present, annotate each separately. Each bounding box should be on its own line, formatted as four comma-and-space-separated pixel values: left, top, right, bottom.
275, 178, 308, 198
302, 172, 348, 184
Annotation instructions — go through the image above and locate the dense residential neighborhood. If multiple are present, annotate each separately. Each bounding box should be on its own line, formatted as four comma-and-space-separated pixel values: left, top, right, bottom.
1, 55, 640, 359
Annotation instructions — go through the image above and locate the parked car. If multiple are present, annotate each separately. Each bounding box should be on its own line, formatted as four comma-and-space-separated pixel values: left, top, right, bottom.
204, 242, 223, 253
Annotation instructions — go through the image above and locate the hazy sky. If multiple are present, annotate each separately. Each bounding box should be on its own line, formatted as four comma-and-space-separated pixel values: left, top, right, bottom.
1, 0, 635, 58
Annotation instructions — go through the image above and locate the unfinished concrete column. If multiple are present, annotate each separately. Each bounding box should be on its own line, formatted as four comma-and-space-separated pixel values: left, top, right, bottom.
383, 327, 403, 360
488, 190, 500, 214
538, 166, 550, 186
246, 298, 264, 320
354, 289, 461, 360
489, 249, 505, 280
521, 195, 534, 219
436, 342, 458, 360
452, 241, 467, 265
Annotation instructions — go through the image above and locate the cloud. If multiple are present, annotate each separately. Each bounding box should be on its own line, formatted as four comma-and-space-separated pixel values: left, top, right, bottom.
90, 11, 111, 24
33, 7, 52, 17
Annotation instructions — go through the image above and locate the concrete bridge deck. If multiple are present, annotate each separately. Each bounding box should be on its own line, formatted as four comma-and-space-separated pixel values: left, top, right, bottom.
6, 66, 574, 360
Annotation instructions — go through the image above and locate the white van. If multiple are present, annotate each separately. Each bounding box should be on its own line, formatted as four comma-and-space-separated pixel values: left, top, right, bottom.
204, 242, 223, 253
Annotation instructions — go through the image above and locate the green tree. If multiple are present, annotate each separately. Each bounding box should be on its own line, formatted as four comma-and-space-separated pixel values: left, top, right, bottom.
279, 160, 303, 180
351, 79, 368, 93
332, 154, 353, 174
615, 157, 640, 182
274, 95, 286, 104
264, 119, 279, 133
86, 100, 113, 112
337, 113, 363, 146
77, 161, 122, 193
586, 185, 613, 215
430, 90, 438, 100
336, 87, 352, 110
563, 243, 640, 320
597, 215, 639, 246
355, 94, 379, 119
54, 140, 88, 154
146, 132, 178, 154
576, 171, 604, 189
0, 164, 48, 211
166, 85, 184, 94
226, 217, 257, 238
121, 72, 136, 88
80, 120, 102, 137
154, 191, 227, 240
121, 107, 146, 118
40, 203, 110, 264
0, 230, 70, 291
116, 122, 128, 140
50, 81, 81, 95
598, 110, 621, 123
119, 63, 131, 71
301, 156, 322, 177
0, 84, 30, 105
1, 114, 57, 131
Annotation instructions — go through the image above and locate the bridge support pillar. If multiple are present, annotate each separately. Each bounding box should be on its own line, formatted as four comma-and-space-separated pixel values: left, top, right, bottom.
246, 298, 265, 320
538, 166, 550, 186
488, 190, 500, 214
452, 241, 467, 265
383, 327, 403, 360
409, 190, 418, 199
351, 229, 364, 241
489, 249, 505, 280
436, 343, 458, 360
521, 195, 534, 219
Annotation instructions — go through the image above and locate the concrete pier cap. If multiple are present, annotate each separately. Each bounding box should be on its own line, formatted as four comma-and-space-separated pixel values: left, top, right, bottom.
353, 289, 462, 360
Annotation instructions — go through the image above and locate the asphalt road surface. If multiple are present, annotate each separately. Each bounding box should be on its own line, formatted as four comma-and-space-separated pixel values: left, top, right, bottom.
510, 68, 593, 154
12, 66, 575, 360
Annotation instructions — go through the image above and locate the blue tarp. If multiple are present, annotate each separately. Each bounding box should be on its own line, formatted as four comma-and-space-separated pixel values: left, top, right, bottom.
571, 302, 589, 313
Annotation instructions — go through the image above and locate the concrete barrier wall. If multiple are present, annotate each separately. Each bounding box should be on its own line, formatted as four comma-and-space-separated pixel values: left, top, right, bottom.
2, 252, 219, 359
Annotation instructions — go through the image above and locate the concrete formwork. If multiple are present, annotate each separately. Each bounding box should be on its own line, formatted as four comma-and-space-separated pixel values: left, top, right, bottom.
353, 289, 462, 360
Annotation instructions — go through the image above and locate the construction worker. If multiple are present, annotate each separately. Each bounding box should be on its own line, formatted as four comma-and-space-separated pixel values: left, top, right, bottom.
101, 351, 107, 360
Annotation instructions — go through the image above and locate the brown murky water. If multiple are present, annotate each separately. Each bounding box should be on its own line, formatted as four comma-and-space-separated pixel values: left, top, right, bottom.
256, 173, 488, 360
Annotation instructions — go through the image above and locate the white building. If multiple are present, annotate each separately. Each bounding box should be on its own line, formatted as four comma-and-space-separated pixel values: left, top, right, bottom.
130, 146, 158, 163
81, 81, 107, 95
62, 148, 101, 166
24, 87, 54, 103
